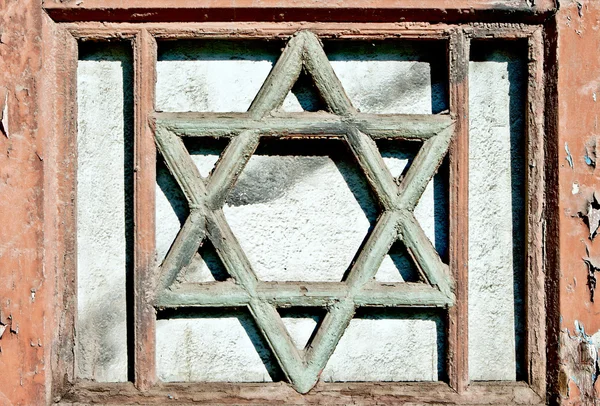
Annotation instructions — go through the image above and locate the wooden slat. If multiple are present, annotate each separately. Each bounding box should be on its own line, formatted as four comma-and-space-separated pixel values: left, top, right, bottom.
447, 28, 470, 395
156, 111, 453, 140
156, 281, 453, 308
248, 31, 304, 119
525, 27, 546, 397
43, 0, 556, 24
302, 30, 355, 115
398, 125, 454, 210
62, 381, 544, 405
133, 28, 157, 391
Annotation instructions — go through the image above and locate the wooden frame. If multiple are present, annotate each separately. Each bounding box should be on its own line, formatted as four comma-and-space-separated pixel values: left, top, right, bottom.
48, 13, 549, 405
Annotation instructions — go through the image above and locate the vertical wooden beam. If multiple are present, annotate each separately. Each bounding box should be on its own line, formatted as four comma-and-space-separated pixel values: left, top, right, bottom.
525, 27, 546, 397
42, 18, 79, 400
447, 28, 469, 394
133, 28, 157, 391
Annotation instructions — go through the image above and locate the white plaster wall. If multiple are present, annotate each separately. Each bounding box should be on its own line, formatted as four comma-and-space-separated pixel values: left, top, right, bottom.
76, 45, 132, 382
468, 46, 525, 381
155, 40, 448, 383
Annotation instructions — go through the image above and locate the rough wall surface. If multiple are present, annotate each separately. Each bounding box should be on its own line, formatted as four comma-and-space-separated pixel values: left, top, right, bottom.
556, 0, 600, 404
76, 46, 132, 382
468, 45, 526, 381
0, 0, 47, 405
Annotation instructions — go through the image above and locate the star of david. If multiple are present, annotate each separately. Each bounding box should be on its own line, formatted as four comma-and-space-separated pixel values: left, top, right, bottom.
152, 30, 455, 394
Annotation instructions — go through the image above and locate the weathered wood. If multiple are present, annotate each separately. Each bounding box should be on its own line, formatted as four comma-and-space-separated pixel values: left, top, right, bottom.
155, 210, 205, 295
154, 126, 206, 206
207, 130, 260, 208
345, 211, 398, 288
157, 281, 453, 308
525, 27, 546, 397
399, 211, 454, 302
60, 381, 545, 405
301, 30, 355, 116
248, 31, 304, 119
248, 300, 307, 392
156, 111, 453, 140
133, 28, 158, 391
398, 125, 453, 210
206, 210, 259, 289
344, 128, 399, 210
447, 28, 470, 395
304, 300, 356, 391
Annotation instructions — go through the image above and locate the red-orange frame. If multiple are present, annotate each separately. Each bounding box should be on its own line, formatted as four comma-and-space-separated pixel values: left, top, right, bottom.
43, 2, 554, 404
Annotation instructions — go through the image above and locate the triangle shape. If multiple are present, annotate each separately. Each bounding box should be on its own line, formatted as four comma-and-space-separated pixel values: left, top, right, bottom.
182, 137, 230, 178
376, 139, 423, 182
177, 239, 230, 284
281, 69, 328, 112
278, 308, 325, 351
376, 240, 424, 283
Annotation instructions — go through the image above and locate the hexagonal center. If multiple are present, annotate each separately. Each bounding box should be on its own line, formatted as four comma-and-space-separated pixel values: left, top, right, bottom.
224, 138, 378, 282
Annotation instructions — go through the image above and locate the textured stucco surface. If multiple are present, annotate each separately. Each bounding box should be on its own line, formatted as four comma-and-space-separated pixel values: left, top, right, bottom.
468, 44, 526, 381
155, 40, 447, 382
76, 45, 132, 382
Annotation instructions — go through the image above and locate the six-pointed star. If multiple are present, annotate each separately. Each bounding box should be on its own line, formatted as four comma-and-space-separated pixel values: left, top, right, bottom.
153, 30, 456, 394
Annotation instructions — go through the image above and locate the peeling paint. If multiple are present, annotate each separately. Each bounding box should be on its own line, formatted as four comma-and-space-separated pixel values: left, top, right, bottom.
583, 246, 599, 301
578, 191, 600, 239
585, 137, 596, 168
0, 88, 9, 139
566, 142, 574, 168
573, 182, 580, 194
559, 322, 600, 403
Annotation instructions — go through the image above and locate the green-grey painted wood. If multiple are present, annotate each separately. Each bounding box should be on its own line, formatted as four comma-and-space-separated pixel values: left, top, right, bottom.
206, 210, 259, 290
399, 211, 455, 302
155, 126, 206, 207
248, 31, 304, 119
398, 125, 454, 210
248, 299, 307, 392
155, 281, 452, 308
155, 210, 205, 298
207, 130, 260, 208
301, 31, 355, 116
345, 211, 398, 289
156, 112, 452, 140
345, 128, 399, 210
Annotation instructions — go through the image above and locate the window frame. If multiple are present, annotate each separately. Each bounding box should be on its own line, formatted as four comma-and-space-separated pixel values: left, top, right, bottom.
48, 16, 549, 405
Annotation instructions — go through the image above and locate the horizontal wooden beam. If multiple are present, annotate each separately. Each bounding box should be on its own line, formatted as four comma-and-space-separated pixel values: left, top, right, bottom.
156, 281, 452, 308
63, 381, 544, 405
156, 112, 453, 140
44, 0, 555, 23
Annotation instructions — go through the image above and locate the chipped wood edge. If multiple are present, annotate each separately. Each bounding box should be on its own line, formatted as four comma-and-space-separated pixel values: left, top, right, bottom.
447, 27, 470, 394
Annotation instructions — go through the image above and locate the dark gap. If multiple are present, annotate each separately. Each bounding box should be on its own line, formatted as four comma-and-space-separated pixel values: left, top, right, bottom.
156, 157, 190, 226
79, 40, 136, 383
322, 39, 448, 114
182, 136, 230, 178
156, 307, 284, 381
277, 307, 327, 350
376, 139, 422, 181
189, 239, 230, 282
385, 240, 423, 282
434, 158, 450, 264
288, 68, 328, 112
471, 39, 528, 381
352, 308, 447, 381
157, 39, 284, 62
